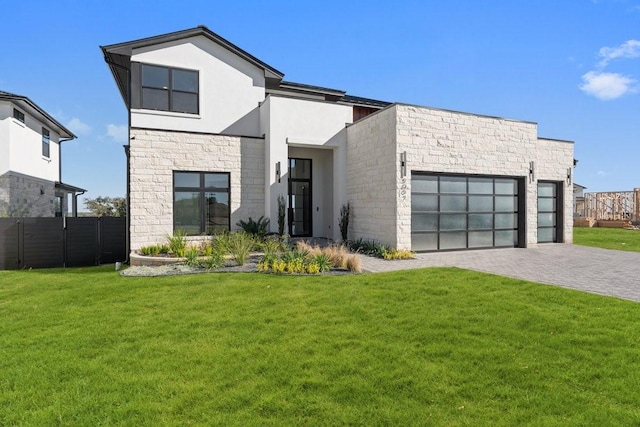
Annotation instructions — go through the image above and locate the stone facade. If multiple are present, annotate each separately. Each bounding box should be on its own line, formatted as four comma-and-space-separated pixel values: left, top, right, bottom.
129, 128, 265, 250
0, 171, 57, 217
346, 107, 399, 246
346, 104, 574, 250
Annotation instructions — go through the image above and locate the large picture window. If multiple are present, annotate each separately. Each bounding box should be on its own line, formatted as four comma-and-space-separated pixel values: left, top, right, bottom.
141, 64, 199, 114
173, 171, 230, 235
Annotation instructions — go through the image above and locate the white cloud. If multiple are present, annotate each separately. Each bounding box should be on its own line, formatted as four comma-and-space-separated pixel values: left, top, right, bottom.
597, 170, 610, 177
66, 117, 92, 136
580, 71, 638, 100
598, 40, 640, 67
106, 124, 128, 143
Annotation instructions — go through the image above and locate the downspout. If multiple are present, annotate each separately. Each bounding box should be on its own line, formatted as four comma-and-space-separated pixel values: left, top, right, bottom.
73, 189, 86, 217
103, 56, 132, 263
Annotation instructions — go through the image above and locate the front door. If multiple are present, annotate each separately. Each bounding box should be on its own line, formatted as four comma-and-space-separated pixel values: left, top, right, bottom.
288, 158, 312, 237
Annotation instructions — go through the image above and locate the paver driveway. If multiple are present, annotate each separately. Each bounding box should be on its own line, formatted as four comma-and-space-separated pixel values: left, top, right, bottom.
360, 244, 640, 302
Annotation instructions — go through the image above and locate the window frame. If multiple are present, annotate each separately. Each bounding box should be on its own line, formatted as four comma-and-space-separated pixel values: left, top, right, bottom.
173, 171, 230, 235
13, 108, 25, 123
42, 127, 50, 158
140, 64, 199, 114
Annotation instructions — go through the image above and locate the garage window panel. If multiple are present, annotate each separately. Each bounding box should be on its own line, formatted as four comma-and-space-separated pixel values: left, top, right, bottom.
411, 173, 523, 252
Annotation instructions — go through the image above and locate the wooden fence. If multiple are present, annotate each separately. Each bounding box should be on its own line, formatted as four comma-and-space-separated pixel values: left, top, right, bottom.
584, 189, 640, 221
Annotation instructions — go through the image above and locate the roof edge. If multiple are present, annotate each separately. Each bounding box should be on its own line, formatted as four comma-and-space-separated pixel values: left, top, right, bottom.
0, 91, 76, 139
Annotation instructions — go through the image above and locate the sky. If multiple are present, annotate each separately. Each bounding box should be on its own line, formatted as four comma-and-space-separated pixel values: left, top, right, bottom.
1, 0, 639, 210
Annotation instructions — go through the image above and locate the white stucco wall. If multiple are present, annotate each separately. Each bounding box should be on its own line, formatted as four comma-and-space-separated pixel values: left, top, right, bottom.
0, 100, 59, 182
261, 95, 351, 239
131, 35, 266, 137
346, 104, 574, 250
128, 128, 265, 250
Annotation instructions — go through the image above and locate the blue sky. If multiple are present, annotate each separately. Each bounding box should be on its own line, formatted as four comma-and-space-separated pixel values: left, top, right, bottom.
1, 0, 639, 209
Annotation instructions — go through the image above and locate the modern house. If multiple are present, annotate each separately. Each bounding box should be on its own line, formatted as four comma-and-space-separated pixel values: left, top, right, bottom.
101, 26, 574, 253
0, 91, 85, 217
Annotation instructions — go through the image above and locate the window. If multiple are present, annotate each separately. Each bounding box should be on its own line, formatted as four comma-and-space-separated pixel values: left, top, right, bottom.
42, 128, 50, 158
13, 108, 25, 123
141, 64, 199, 114
173, 171, 229, 234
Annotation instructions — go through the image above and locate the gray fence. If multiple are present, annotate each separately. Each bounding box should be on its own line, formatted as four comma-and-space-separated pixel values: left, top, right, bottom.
0, 217, 126, 270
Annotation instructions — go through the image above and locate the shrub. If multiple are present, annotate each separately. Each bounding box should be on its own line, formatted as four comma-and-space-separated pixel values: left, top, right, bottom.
140, 245, 160, 256
382, 248, 416, 260
295, 240, 321, 257
167, 230, 188, 257
339, 203, 350, 241
277, 194, 286, 236
346, 255, 362, 273
349, 238, 390, 258
272, 259, 286, 274
158, 244, 170, 255
236, 216, 271, 238
185, 247, 200, 266
217, 231, 255, 266
260, 235, 284, 256
322, 245, 350, 269
313, 253, 332, 272
305, 262, 321, 274
200, 241, 214, 257
199, 251, 224, 270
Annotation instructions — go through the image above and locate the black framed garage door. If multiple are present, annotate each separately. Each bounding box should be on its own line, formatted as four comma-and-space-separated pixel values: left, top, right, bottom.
411, 173, 525, 251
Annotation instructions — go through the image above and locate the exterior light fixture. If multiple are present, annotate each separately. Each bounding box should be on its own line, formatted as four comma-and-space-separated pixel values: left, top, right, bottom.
276, 161, 281, 183
529, 161, 535, 182
400, 151, 407, 178
567, 167, 572, 186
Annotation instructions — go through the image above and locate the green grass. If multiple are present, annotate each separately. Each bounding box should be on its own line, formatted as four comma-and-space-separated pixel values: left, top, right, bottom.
574, 226, 640, 252
2, 266, 640, 425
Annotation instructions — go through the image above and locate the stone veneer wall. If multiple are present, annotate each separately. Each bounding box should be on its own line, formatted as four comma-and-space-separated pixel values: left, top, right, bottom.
346, 107, 399, 246
0, 171, 56, 217
394, 104, 574, 249
129, 128, 265, 250
536, 138, 575, 244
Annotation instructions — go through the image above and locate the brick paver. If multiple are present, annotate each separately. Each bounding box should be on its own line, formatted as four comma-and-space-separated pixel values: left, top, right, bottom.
360, 244, 640, 302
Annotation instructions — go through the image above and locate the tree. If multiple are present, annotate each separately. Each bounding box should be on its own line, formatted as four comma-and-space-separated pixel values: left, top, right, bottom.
84, 196, 127, 217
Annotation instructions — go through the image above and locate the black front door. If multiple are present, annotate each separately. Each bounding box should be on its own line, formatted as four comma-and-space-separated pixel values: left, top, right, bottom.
288, 158, 312, 237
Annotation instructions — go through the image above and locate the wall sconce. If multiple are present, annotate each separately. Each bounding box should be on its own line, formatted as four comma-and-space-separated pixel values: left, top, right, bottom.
567, 167, 572, 186
528, 161, 535, 182
400, 151, 407, 178
275, 161, 281, 183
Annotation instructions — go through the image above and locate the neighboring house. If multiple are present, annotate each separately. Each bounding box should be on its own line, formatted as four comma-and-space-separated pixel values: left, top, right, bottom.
573, 183, 586, 217
0, 91, 85, 217
101, 26, 574, 253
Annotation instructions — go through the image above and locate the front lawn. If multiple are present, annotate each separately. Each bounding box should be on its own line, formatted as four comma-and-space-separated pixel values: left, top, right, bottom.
1, 266, 640, 425
574, 226, 640, 252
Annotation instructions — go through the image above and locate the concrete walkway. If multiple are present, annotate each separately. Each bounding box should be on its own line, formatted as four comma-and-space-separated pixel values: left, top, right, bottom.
360, 244, 640, 302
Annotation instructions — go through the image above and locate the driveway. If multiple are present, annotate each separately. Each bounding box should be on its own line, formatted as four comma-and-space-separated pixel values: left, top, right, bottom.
360, 244, 640, 302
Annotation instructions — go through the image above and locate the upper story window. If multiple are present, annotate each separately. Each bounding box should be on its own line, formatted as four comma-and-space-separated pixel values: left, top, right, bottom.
141, 64, 199, 114
13, 108, 25, 123
42, 128, 50, 158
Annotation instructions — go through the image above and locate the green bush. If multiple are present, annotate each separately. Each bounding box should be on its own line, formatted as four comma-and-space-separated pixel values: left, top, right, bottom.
185, 247, 200, 266
199, 251, 225, 270
216, 231, 255, 266
167, 230, 188, 257
313, 253, 332, 272
349, 238, 389, 258
140, 245, 160, 256
236, 216, 271, 238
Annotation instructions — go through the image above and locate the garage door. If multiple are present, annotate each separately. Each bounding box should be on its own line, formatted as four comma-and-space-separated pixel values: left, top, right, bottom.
411, 173, 524, 251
